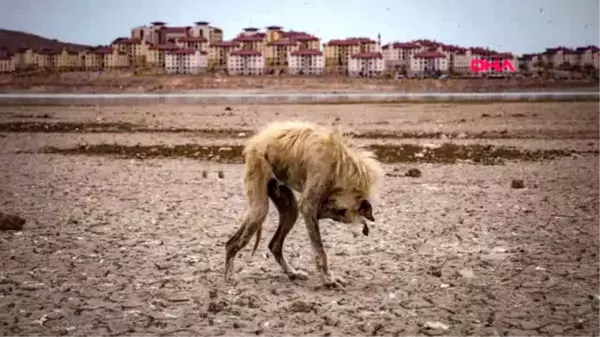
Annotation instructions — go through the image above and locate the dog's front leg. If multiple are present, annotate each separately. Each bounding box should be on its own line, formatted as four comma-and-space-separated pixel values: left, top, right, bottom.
302, 213, 346, 288
299, 177, 346, 288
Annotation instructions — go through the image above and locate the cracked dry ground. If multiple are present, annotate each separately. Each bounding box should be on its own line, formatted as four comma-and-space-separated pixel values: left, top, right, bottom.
0, 101, 599, 336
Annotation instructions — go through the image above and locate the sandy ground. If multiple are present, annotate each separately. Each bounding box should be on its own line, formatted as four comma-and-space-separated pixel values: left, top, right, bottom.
1, 73, 598, 93
0, 101, 599, 336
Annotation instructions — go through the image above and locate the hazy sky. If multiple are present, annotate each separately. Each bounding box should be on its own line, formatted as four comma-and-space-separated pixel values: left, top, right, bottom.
0, 0, 598, 54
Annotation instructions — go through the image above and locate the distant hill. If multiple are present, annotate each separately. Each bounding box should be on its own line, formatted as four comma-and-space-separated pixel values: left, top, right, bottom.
0, 28, 91, 54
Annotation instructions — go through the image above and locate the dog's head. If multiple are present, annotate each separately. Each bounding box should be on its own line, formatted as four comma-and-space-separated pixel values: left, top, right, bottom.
318, 187, 375, 225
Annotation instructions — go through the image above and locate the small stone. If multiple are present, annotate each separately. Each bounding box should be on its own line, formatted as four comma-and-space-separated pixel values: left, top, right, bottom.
511, 179, 525, 189
429, 266, 442, 278
406, 168, 422, 178
0, 212, 26, 231
424, 321, 449, 330
288, 300, 313, 313
207, 301, 225, 313
457, 268, 475, 278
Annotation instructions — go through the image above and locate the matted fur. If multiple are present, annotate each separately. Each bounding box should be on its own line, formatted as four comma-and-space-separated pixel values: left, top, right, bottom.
244, 120, 384, 199
225, 120, 384, 287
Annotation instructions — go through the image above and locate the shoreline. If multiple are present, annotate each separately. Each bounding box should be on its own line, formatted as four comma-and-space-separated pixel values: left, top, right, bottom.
0, 74, 597, 94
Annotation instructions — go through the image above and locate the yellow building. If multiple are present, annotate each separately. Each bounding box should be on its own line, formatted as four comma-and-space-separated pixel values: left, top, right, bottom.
56, 49, 82, 71
34, 48, 59, 70
14, 48, 37, 70
0, 55, 15, 73
146, 45, 177, 68
324, 37, 377, 69
95, 47, 129, 69
82, 49, 103, 70
234, 27, 267, 52
265, 39, 299, 67
209, 41, 241, 68
264, 30, 321, 68
111, 38, 151, 66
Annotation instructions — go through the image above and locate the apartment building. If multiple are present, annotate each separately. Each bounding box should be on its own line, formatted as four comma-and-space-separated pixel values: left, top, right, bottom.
111, 38, 152, 66
210, 41, 241, 68
348, 52, 384, 77
249, 26, 321, 69
130, 21, 165, 44
146, 45, 177, 68
13, 48, 37, 70
165, 49, 208, 74
130, 21, 222, 45
381, 42, 424, 72
35, 48, 58, 69
176, 37, 208, 53
234, 28, 267, 52
227, 50, 265, 75
324, 38, 378, 71
266, 38, 298, 68
56, 49, 81, 70
285, 31, 320, 50
93, 47, 129, 69
542, 47, 578, 68
0, 55, 15, 73
288, 49, 324, 75
81, 49, 104, 70
575, 46, 599, 69
409, 51, 448, 75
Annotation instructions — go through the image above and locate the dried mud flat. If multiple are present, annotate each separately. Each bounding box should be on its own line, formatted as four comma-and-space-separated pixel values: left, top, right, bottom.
0, 101, 599, 336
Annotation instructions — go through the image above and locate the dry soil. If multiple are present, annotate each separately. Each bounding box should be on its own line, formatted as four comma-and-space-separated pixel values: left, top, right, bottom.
0, 101, 598, 336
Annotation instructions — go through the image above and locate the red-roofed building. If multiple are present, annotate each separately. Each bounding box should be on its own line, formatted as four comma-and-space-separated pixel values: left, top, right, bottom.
130, 21, 223, 46
34, 48, 60, 69
409, 50, 448, 75
381, 42, 426, 71
176, 36, 209, 52
111, 37, 153, 67
0, 54, 15, 73
324, 37, 379, 71
228, 49, 265, 75
288, 49, 324, 75
165, 49, 208, 74
210, 40, 241, 68
348, 52, 384, 77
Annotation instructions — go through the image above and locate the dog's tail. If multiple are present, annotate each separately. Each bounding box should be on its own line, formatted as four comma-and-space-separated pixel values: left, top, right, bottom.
250, 179, 280, 256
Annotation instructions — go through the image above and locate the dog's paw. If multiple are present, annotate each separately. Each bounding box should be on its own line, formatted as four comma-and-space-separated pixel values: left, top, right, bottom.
323, 274, 347, 289
288, 270, 309, 281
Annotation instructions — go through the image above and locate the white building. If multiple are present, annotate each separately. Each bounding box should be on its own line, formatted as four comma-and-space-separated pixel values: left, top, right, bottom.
227, 50, 265, 75
165, 49, 208, 74
409, 51, 449, 75
0, 55, 15, 73
348, 52, 384, 77
575, 46, 600, 69
381, 42, 424, 70
288, 49, 324, 75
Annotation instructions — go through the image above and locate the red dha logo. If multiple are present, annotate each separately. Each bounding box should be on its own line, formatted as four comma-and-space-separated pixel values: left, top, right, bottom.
470, 59, 515, 73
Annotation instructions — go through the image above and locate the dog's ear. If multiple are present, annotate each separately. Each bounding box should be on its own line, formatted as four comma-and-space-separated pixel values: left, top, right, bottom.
358, 199, 374, 221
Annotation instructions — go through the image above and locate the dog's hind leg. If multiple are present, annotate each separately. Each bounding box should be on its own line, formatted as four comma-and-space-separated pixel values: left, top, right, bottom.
224, 152, 270, 282
267, 179, 308, 281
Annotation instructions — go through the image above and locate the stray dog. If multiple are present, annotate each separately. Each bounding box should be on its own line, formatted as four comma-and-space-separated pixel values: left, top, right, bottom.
224, 121, 384, 288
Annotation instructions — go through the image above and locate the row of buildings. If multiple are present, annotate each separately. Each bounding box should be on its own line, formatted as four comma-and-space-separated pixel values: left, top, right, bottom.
0, 21, 598, 77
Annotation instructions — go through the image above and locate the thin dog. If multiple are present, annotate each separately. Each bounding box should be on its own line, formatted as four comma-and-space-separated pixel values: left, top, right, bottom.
224, 121, 384, 288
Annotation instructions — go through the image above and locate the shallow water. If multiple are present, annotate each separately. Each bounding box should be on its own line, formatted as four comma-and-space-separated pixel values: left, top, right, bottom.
0, 91, 597, 106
